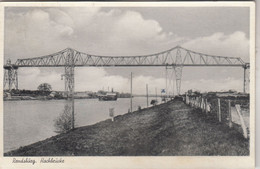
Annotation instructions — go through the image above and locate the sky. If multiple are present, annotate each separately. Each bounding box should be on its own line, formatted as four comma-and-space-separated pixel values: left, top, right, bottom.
4, 6, 250, 94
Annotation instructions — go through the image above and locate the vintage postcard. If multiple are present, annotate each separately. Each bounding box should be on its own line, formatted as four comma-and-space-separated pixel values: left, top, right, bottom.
0, 1, 255, 169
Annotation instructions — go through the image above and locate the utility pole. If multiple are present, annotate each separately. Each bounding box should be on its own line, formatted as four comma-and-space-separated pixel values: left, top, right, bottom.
165, 67, 168, 98
155, 87, 157, 101
146, 84, 149, 107
130, 72, 133, 113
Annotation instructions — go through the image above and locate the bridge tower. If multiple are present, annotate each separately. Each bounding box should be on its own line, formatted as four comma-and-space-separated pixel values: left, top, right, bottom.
4, 59, 18, 91
61, 48, 75, 129
165, 66, 175, 98
243, 63, 250, 93
174, 47, 183, 95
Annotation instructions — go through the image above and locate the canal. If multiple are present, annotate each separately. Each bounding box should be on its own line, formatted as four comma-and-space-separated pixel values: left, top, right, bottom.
4, 97, 159, 153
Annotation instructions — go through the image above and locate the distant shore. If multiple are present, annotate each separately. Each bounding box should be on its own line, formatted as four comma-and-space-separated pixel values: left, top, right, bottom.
3, 96, 96, 101
4, 89, 132, 101
4, 95, 159, 101
5, 100, 249, 156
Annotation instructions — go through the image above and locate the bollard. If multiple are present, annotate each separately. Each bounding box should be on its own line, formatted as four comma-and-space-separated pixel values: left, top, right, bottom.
109, 108, 115, 122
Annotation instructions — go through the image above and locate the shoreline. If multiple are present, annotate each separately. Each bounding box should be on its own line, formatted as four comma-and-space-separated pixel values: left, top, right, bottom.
3, 96, 134, 101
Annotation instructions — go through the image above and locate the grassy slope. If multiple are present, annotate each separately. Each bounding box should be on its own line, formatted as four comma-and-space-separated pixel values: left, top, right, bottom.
5, 101, 249, 156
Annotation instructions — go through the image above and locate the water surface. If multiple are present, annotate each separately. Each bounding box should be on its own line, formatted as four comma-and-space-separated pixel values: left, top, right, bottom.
4, 97, 159, 152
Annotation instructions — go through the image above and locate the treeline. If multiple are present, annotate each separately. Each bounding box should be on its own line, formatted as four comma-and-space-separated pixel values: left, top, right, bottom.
5, 89, 64, 98
6, 89, 51, 96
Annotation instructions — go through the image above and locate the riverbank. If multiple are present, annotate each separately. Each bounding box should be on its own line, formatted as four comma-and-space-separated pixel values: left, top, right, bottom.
4, 96, 132, 101
4, 89, 132, 101
5, 100, 249, 156
4, 96, 94, 101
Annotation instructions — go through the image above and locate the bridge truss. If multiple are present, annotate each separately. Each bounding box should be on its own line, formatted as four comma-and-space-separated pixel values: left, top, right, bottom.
13, 46, 246, 67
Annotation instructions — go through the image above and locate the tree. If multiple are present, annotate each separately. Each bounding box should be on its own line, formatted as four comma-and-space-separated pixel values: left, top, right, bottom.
188, 89, 193, 95
54, 105, 73, 133
38, 83, 52, 91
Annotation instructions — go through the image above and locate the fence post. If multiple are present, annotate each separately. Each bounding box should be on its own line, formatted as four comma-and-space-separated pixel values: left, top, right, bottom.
235, 104, 248, 139
201, 97, 204, 110
199, 97, 202, 108
202, 99, 205, 111
228, 100, 232, 128
186, 94, 188, 104
204, 98, 207, 112
205, 98, 208, 114
218, 98, 221, 122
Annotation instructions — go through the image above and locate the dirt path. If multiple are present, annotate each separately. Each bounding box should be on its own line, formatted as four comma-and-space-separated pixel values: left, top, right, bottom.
5, 101, 249, 156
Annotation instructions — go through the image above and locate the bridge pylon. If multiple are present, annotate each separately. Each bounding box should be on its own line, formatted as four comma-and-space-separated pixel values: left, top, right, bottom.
174, 47, 183, 95
165, 66, 175, 98
4, 59, 18, 91
61, 48, 75, 130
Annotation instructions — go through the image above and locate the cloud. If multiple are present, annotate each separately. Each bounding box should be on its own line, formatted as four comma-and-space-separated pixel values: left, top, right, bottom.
75, 67, 129, 92
5, 7, 181, 61
17, 67, 167, 94
5, 8, 75, 60
182, 31, 249, 62
18, 68, 63, 90
18, 66, 243, 94
182, 77, 242, 93
5, 8, 249, 59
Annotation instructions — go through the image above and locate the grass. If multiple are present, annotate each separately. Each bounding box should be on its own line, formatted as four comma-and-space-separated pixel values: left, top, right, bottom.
5, 100, 249, 156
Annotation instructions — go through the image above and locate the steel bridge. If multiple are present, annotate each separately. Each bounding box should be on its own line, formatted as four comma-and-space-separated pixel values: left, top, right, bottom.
4, 46, 250, 129
4, 45, 250, 93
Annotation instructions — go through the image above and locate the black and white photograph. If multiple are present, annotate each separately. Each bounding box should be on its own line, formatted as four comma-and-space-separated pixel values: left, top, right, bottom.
0, 1, 256, 168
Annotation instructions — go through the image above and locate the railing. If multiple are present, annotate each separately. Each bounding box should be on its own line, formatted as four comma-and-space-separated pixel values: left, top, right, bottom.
183, 94, 250, 139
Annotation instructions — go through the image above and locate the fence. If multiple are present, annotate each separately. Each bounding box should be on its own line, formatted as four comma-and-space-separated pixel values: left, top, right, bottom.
183, 94, 250, 139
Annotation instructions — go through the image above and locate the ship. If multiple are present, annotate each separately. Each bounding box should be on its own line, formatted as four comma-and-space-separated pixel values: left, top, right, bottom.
98, 92, 117, 101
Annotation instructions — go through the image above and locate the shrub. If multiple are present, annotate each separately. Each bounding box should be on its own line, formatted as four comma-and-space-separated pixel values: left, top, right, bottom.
138, 106, 142, 111
150, 99, 158, 106
54, 105, 73, 133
